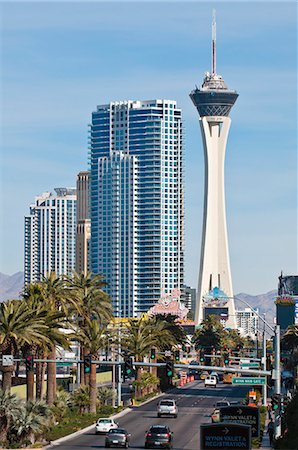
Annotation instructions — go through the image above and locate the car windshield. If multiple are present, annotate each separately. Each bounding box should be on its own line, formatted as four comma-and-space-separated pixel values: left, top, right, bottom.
160, 401, 174, 406
109, 429, 126, 434
150, 426, 168, 434
98, 419, 112, 424
216, 402, 229, 406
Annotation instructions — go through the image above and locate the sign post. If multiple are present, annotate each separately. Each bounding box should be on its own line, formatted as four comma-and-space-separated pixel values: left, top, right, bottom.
2, 355, 14, 366
219, 406, 260, 438
200, 424, 251, 450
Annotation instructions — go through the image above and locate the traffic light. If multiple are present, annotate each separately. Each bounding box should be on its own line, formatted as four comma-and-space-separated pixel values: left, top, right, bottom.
84, 355, 92, 374
150, 348, 156, 360
25, 355, 34, 372
124, 356, 133, 378
166, 360, 174, 378
272, 394, 281, 415
199, 350, 205, 363
223, 353, 229, 365
174, 350, 180, 361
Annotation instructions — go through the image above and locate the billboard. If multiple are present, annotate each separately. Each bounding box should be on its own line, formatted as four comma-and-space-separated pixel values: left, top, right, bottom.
204, 307, 229, 321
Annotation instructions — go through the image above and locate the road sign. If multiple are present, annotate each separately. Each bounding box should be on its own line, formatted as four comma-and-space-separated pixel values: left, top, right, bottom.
2, 355, 13, 366
200, 423, 251, 450
232, 377, 266, 385
219, 406, 260, 438
164, 350, 172, 357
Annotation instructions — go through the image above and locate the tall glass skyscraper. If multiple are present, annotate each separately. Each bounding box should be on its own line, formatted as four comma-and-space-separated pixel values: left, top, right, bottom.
24, 188, 76, 284
90, 99, 184, 317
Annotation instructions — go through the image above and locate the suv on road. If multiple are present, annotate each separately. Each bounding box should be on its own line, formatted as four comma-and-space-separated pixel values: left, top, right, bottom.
205, 375, 217, 388
157, 399, 178, 418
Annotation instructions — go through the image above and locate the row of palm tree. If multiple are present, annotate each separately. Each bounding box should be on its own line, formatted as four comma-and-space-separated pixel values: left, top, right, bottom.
192, 315, 250, 355
0, 271, 186, 413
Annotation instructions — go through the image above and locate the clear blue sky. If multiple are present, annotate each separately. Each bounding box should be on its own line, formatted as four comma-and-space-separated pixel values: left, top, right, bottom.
0, 1, 297, 295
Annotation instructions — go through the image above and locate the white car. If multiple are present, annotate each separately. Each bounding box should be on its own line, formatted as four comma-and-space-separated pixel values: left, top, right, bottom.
205, 375, 217, 388
95, 418, 119, 434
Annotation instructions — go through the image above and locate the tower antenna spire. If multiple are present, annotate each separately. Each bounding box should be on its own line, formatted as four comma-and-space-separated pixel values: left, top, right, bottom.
212, 8, 216, 76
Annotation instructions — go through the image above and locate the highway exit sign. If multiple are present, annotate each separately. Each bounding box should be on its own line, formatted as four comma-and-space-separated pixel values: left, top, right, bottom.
232, 377, 266, 386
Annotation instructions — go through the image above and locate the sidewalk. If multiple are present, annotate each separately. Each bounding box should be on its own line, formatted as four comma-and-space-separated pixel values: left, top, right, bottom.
259, 418, 272, 449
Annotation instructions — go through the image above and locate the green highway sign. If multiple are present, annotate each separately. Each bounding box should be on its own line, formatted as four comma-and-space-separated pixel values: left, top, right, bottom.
232, 377, 266, 386
241, 363, 259, 368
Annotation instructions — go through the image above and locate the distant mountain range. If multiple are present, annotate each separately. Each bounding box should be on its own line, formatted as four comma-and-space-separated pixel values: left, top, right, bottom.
0, 272, 24, 301
235, 291, 277, 328
0, 272, 277, 324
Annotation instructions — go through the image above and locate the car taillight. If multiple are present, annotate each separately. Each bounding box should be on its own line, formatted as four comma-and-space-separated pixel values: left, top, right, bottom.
166, 433, 171, 437
146, 433, 151, 437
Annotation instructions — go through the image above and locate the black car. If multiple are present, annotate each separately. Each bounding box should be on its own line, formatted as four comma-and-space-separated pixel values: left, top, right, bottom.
145, 425, 173, 449
105, 428, 131, 448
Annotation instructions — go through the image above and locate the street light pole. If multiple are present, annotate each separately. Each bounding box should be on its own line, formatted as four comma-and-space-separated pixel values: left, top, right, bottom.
262, 314, 267, 407
117, 326, 122, 407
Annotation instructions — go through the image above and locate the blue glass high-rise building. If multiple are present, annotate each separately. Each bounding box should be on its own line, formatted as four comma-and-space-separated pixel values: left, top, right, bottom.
90, 99, 184, 317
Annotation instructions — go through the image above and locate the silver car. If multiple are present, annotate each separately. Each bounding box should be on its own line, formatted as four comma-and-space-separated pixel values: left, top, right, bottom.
157, 399, 178, 418
105, 428, 131, 448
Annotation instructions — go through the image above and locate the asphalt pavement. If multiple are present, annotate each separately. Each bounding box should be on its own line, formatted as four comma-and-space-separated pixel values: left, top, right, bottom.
50, 380, 248, 450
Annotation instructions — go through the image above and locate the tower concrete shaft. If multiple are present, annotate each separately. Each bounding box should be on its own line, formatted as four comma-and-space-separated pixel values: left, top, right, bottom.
196, 116, 236, 327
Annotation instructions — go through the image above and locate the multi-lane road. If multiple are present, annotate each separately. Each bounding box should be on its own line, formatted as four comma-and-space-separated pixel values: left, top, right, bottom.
52, 380, 248, 450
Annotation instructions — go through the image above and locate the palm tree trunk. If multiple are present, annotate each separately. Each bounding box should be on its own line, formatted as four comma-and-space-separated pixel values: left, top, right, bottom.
80, 346, 86, 386
0, 417, 9, 446
89, 359, 97, 413
35, 361, 45, 400
1, 365, 14, 392
26, 369, 34, 401
46, 347, 56, 405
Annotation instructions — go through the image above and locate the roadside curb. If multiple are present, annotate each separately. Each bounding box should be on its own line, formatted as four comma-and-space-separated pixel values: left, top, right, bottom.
43, 407, 132, 448
132, 391, 164, 407
43, 392, 164, 448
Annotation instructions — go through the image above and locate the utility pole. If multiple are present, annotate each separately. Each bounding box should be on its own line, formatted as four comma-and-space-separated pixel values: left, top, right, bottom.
274, 324, 281, 439
117, 326, 122, 407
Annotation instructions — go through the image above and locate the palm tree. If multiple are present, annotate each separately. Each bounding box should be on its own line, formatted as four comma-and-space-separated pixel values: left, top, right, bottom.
154, 314, 187, 347
192, 316, 224, 352
9, 400, 50, 446
39, 272, 71, 405
0, 389, 22, 446
0, 300, 50, 392
65, 271, 112, 385
77, 319, 107, 413
124, 316, 178, 362
51, 387, 71, 422
22, 282, 71, 401
282, 325, 298, 351
97, 386, 115, 406
71, 385, 90, 414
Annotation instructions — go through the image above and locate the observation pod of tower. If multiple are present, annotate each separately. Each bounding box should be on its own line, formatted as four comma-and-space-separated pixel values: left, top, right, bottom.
190, 70, 238, 329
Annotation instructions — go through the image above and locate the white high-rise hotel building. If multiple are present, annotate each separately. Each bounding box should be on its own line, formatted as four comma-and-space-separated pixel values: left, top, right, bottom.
24, 188, 76, 284
90, 99, 184, 317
